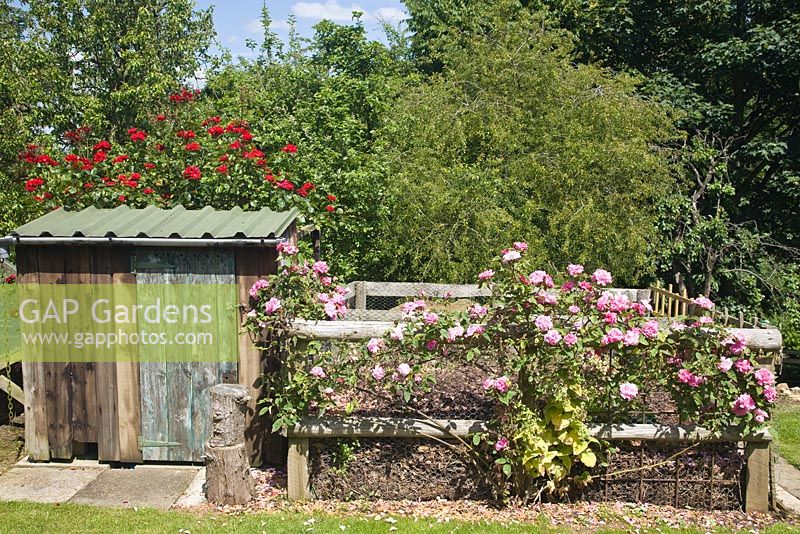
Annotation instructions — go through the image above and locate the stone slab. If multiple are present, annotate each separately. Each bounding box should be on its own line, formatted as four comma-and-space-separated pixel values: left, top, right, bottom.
173, 467, 207, 508
68, 467, 199, 509
776, 456, 800, 496
0, 467, 102, 503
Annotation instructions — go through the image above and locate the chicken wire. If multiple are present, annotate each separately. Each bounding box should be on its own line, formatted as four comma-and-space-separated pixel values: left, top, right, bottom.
308, 438, 745, 509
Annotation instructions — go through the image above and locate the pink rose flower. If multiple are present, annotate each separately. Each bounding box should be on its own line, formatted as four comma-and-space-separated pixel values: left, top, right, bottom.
482, 378, 495, 391
603, 311, 618, 325
425, 339, 438, 351
543, 329, 562, 346
622, 329, 640, 346
276, 242, 299, 255
619, 382, 639, 401
309, 366, 326, 378
534, 315, 553, 332
494, 436, 509, 451
467, 324, 485, 337
754, 409, 769, 423
567, 264, 584, 277
717, 357, 733, 372
263, 297, 281, 314
568, 305, 581, 314
401, 299, 426, 315
371, 366, 386, 380
564, 332, 578, 347
469, 304, 488, 318
641, 320, 659, 339
754, 368, 775, 386
367, 337, 384, 354
734, 359, 753, 374
447, 325, 465, 342
561, 281, 575, 292
591, 268, 613, 286
692, 296, 715, 310
324, 301, 338, 319
320, 276, 332, 286
601, 328, 624, 345
390, 324, 405, 341
494, 376, 511, 393
731, 393, 756, 416
423, 311, 439, 325
397, 363, 412, 377
501, 249, 521, 263
513, 241, 528, 251
478, 269, 495, 281
763, 385, 777, 403
249, 279, 269, 298
312, 261, 329, 275
529, 270, 553, 287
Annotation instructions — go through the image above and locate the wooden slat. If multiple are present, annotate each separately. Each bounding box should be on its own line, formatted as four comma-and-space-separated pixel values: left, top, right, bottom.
288, 417, 771, 442
64, 248, 97, 444
17, 246, 49, 461
0, 373, 23, 404
38, 248, 72, 460
728, 328, 782, 352
361, 281, 490, 298
91, 248, 120, 462
113, 249, 143, 463
236, 247, 278, 465
290, 320, 394, 341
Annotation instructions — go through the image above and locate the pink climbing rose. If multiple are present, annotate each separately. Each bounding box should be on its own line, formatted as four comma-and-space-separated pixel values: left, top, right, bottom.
423, 311, 439, 325
619, 382, 639, 401
309, 366, 326, 378
482, 378, 495, 391
763, 385, 777, 403
312, 261, 329, 275
567, 263, 584, 276
754, 368, 775, 386
543, 329, 562, 345
276, 242, 299, 255
494, 376, 511, 393
397, 363, 412, 377
249, 279, 269, 298
591, 268, 613, 286
447, 325, 465, 342
641, 320, 659, 339
478, 269, 495, 281
731, 393, 756, 416
734, 359, 753, 374
622, 329, 640, 346
263, 297, 281, 314
367, 337, 384, 354
692, 296, 715, 310
469, 304, 488, 318
494, 436, 509, 451
717, 357, 733, 372
754, 409, 769, 423
535, 315, 554, 332
371, 365, 386, 380
466, 324, 485, 337
513, 241, 528, 251
564, 332, 578, 347
501, 249, 521, 263
568, 305, 581, 314
601, 328, 624, 345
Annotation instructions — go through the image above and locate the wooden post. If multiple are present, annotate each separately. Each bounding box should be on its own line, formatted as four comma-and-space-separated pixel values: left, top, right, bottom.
744, 441, 771, 513
204, 384, 256, 505
287, 437, 311, 500
355, 281, 367, 311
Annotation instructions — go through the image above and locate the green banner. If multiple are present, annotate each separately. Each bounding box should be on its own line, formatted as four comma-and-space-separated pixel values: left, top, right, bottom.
7, 284, 239, 363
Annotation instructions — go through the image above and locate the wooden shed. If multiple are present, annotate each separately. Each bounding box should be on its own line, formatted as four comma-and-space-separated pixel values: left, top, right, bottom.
4, 205, 297, 464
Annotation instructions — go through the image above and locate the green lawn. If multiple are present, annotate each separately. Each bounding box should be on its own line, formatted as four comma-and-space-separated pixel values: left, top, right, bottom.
772, 402, 800, 469
0, 502, 797, 534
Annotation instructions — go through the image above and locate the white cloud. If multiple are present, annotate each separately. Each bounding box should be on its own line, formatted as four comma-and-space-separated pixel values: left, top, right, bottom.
292, 0, 365, 21
372, 6, 405, 24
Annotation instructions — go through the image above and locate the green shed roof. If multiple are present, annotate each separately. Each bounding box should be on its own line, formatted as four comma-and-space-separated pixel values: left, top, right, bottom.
11, 205, 298, 240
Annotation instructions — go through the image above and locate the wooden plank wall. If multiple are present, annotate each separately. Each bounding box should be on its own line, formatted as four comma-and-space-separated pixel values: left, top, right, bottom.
235, 247, 279, 466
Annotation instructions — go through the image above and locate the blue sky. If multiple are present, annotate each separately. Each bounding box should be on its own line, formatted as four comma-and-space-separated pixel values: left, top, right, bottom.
195, 0, 408, 58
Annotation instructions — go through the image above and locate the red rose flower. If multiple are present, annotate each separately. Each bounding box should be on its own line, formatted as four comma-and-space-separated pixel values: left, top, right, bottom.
93, 151, 107, 163
143, 187, 155, 194
65, 154, 79, 163
35, 154, 59, 166
4, 274, 16, 284
325, 205, 335, 212
83, 182, 94, 188
276, 179, 294, 191
112, 154, 129, 164
327, 194, 337, 202
81, 162, 94, 171
216, 164, 228, 174
218, 154, 229, 162
93, 140, 111, 152
229, 140, 241, 150
129, 128, 147, 142
256, 158, 267, 167
241, 131, 253, 141
130, 172, 141, 181
118, 195, 126, 203
243, 148, 264, 159
143, 162, 156, 170
176, 130, 196, 139
281, 144, 297, 153
183, 165, 201, 180
185, 142, 201, 151
207, 126, 224, 136
264, 174, 275, 182
155, 114, 166, 121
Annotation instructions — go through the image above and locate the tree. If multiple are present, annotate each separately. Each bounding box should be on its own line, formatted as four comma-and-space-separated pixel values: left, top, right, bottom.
371, 5, 677, 284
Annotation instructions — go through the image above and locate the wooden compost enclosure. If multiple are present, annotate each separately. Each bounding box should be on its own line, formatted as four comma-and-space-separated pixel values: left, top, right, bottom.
4, 205, 298, 464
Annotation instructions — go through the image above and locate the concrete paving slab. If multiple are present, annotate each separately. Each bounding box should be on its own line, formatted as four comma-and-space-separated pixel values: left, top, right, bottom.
0, 467, 103, 503
15, 456, 110, 470
68, 467, 199, 509
776, 456, 800, 496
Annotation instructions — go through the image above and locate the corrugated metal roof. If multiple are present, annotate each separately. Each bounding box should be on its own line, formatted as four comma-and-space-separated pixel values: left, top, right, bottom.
11, 205, 298, 239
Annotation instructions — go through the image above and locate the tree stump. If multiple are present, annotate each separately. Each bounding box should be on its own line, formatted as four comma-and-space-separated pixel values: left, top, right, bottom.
204, 384, 256, 505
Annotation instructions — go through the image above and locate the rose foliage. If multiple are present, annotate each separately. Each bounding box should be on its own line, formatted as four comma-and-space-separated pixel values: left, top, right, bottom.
245, 243, 774, 500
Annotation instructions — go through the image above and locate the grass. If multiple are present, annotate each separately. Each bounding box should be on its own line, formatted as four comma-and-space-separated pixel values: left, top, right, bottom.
0, 424, 22, 476
0, 501, 798, 534
772, 400, 800, 469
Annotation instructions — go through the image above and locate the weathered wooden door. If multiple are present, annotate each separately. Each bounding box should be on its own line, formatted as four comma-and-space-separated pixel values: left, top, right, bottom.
135, 249, 237, 462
